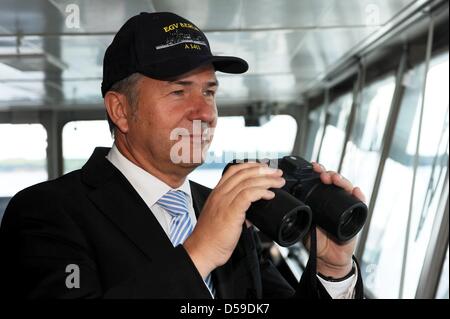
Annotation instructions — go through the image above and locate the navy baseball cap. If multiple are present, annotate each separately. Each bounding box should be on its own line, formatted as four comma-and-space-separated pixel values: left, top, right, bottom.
101, 12, 249, 97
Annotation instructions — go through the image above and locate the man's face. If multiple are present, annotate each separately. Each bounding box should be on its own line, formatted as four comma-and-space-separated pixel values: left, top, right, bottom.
125, 64, 218, 175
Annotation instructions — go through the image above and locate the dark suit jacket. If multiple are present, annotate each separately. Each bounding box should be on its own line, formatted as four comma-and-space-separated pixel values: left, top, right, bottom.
0, 147, 363, 299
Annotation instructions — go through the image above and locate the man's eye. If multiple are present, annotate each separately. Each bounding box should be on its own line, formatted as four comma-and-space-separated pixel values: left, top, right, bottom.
171, 90, 184, 96
203, 90, 216, 97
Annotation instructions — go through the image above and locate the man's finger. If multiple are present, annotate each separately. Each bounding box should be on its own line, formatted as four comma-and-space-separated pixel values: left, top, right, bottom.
330, 173, 354, 193
320, 171, 333, 184
352, 186, 367, 203
219, 164, 282, 194
230, 188, 276, 213
312, 162, 323, 173
228, 175, 286, 199
218, 162, 263, 186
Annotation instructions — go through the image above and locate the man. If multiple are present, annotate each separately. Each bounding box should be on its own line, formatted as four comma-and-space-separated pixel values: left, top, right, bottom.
0, 12, 365, 299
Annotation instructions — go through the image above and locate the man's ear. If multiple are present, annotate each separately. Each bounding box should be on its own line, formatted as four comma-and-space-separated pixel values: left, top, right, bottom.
104, 91, 130, 134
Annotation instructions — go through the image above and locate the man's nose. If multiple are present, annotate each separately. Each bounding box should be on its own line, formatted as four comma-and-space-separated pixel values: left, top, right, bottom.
186, 94, 217, 123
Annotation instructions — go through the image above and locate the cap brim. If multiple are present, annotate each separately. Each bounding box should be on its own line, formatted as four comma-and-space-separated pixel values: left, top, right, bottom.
138, 55, 248, 80
209, 56, 249, 74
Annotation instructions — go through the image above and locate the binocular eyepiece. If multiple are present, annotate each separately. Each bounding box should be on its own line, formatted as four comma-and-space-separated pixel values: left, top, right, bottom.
223, 156, 368, 247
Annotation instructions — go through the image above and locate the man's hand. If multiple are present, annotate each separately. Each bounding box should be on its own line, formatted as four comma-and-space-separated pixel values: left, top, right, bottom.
305, 162, 367, 279
184, 162, 286, 279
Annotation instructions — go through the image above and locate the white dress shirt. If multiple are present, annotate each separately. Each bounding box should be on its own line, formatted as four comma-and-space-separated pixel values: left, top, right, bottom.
106, 144, 198, 238
106, 144, 215, 298
106, 144, 357, 299
317, 261, 358, 299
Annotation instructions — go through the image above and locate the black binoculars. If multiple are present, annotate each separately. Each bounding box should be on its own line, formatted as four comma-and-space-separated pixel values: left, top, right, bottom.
223, 156, 368, 247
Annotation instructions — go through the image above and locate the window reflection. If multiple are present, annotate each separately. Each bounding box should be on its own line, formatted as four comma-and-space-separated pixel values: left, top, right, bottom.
189, 115, 298, 188
340, 75, 396, 203
304, 107, 323, 161
317, 93, 353, 171
61, 117, 297, 189
62, 120, 113, 173
0, 124, 48, 197
362, 53, 449, 298
436, 247, 449, 299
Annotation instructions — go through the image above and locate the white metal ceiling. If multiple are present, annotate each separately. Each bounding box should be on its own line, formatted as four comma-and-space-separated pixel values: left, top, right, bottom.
0, 0, 419, 110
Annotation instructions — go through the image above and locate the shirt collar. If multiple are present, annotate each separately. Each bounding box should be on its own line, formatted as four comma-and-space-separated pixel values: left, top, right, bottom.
106, 144, 192, 207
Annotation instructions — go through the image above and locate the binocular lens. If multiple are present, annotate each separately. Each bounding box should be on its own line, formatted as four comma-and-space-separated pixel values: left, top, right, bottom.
223, 157, 368, 245
279, 208, 312, 246
245, 188, 312, 247
338, 204, 368, 241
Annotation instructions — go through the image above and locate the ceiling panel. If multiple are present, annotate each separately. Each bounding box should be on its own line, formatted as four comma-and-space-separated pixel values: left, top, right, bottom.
207, 30, 307, 74
0, 0, 421, 110
290, 26, 380, 77
0, 0, 417, 34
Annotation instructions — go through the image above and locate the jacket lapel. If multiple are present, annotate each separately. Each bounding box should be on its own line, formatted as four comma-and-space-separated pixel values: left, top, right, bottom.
81, 148, 245, 298
81, 147, 175, 262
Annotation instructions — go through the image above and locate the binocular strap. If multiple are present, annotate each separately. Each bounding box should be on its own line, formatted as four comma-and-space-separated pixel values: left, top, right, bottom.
294, 225, 320, 298
308, 225, 318, 293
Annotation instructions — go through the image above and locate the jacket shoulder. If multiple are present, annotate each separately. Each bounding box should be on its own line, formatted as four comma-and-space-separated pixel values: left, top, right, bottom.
9, 169, 82, 203
1, 170, 85, 227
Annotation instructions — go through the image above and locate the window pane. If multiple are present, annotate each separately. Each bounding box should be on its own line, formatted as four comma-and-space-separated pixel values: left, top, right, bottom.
0, 124, 47, 197
62, 121, 113, 173
361, 53, 449, 298
340, 75, 396, 203
0, 197, 10, 225
317, 92, 353, 171
436, 247, 449, 299
304, 106, 323, 161
189, 115, 298, 188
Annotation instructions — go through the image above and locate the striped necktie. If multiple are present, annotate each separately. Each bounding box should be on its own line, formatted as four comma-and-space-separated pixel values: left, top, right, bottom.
157, 189, 215, 296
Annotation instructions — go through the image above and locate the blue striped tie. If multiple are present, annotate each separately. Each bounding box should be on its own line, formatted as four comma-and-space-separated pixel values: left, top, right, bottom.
157, 190, 215, 296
